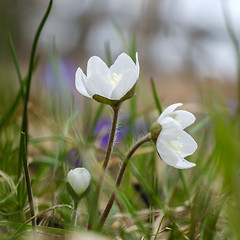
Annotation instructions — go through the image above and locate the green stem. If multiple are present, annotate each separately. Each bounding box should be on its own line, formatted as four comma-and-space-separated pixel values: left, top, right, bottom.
97, 133, 152, 231
102, 105, 120, 170
20, 132, 36, 229
72, 200, 79, 228
88, 104, 120, 230
179, 169, 190, 201
18, 0, 53, 229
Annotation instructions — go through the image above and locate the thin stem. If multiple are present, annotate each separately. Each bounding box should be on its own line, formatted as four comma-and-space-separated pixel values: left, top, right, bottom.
97, 133, 152, 231
72, 200, 79, 228
20, 132, 36, 229
102, 105, 120, 170
179, 169, 190, 201
18, 0, 53, 230
88, 104, 120, 230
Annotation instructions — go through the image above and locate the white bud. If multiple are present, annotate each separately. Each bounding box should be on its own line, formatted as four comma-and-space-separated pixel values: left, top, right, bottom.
67, 168, 91, 195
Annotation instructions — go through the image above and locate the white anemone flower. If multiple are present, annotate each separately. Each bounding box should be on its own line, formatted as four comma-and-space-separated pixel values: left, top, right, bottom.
75, 53, 140, 102
156, 103, 197, 169
67, 168, 91, 195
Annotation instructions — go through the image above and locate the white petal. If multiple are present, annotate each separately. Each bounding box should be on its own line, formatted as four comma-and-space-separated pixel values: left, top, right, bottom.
67, 168, 91, 195
87, 56, 110, 78
157, 137, 196, 169
135, 52, 140, 76
158, 117, 197, 157
110, 53, 138, 75
175, 159, 196, 169
158, 103, 183, 123
169, 110, 196, 129
110, 69, 137, 100
156, 117, 196, 169
156, 117, 182, 165
156, 137, 180, 167
75, 68, 91, 98
158, 116, 182, 140
173, 129, 198, 157
85, 74, 114, 99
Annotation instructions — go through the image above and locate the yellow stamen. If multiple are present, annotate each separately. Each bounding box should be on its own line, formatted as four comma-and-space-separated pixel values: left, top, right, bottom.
107, 73, 122, 86
167, 140, 183, 154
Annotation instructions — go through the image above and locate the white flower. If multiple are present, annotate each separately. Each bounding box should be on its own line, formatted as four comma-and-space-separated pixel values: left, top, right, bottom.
75, 53, 140, 101
67, 168, 91, 195
156, 103, 197, 169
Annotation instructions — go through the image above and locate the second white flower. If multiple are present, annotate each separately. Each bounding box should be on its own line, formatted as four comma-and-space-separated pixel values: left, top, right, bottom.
156, 103, 197, 169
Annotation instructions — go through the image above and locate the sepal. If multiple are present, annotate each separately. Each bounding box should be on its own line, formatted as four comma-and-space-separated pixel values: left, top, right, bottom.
150, 121, 162, 144
67, 182, 91, 203
93, 83, 136, 107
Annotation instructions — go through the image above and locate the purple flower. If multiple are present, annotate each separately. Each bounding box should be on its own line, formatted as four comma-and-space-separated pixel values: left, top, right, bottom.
65, 149, 82, 167
43, 58, 76, 92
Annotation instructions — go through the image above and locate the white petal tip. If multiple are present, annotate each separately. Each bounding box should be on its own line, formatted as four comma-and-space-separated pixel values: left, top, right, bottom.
75, 67, 91, 98
174, 160, 196, 169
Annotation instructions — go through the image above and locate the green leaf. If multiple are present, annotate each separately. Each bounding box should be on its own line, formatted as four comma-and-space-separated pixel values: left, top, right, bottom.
150, 77, 162, 114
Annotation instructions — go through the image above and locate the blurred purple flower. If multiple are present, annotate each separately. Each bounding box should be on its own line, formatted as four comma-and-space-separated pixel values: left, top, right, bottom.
227, 98, 237, 114
65, 149, 82, 167
43, 58, 76, 92
93, 118, 129, 148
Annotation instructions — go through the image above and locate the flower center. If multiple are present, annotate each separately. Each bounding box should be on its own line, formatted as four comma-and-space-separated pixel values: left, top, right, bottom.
167, 137, 183, 155
107, 73, 122, 86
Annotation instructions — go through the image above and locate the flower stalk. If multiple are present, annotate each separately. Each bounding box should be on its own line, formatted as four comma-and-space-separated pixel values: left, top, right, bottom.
72, 199, 79, 228
97, 133, 152, 231
88, 104, 120, 230
102, 104, 121, 170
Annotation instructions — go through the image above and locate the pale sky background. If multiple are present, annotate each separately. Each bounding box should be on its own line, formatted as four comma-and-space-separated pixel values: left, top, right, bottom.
22, 0, 240, 80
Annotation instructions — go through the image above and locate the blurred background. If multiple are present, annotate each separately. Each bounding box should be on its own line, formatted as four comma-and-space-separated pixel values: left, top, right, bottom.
1, 0, 239, 107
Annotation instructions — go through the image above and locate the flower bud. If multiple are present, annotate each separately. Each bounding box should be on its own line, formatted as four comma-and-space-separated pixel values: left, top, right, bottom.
67, 168, 91, 198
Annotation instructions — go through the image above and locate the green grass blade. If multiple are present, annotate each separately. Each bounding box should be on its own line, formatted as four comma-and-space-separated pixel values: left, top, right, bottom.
221, 0, 240, 114
150, 77, 162, 114
178, 169, 190, 201
87, 104, 105, 142
128, 33, 136, 61
0, 90, 21, 131
8, 33, 24, 98
104, 41, 112, 67
18, 0, 53, 228
153, 216, 164, 240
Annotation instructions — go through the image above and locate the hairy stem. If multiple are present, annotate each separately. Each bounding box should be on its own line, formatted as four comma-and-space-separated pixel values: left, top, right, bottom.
97, 133, 152, 230
88, 104, 120, 230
